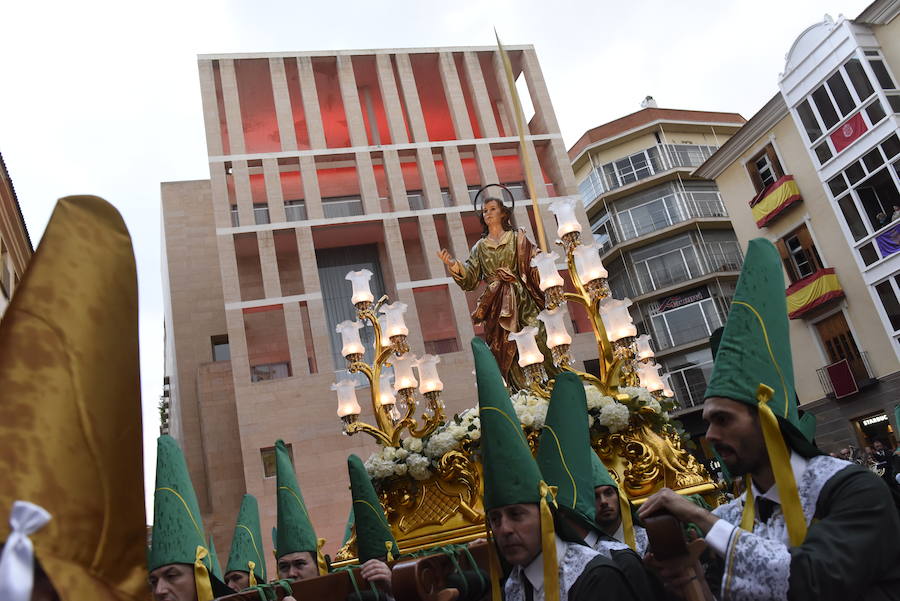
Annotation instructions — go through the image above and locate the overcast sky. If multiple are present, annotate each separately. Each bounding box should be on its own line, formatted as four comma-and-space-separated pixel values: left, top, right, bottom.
0, 0, 873, 517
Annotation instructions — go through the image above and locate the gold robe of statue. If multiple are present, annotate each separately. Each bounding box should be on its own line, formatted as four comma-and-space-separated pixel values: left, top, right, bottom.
450, 228, 554, 389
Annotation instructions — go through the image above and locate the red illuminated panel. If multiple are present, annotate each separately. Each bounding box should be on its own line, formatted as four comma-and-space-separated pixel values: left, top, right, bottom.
234, 59, 282, 154
312, 57, 352, 149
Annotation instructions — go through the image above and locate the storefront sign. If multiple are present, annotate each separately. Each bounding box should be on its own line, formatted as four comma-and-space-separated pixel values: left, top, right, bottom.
656, 287, 709, 312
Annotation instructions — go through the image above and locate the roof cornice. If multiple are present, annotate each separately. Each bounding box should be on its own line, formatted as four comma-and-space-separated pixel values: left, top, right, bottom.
855, 0, 900, 24
694, 94, 788, 180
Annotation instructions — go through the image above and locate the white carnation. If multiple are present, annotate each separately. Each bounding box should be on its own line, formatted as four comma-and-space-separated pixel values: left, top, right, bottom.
394, 447, 409, 460
598, 402, 631, 433
402, 437, 423, 453
406, 453, 431, 480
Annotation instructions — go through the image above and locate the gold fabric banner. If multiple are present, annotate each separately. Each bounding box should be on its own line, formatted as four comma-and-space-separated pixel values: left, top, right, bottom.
751, 176, 802, 228
786, 268, 843, 319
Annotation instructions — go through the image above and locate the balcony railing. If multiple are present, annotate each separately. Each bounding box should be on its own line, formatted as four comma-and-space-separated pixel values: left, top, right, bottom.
816, 351, 875, 398
579, 143, 719, 203
786, 268, 844, 319
629, 245, 744, 297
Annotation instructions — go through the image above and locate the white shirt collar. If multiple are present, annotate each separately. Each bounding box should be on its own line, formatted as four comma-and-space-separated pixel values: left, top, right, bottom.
523, 536, 568, 593
583, 529, 599, 548
751, 450, 809, 504
613, 522, 625, 545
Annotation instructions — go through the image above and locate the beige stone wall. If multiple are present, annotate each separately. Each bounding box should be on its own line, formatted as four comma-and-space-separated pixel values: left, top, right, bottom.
712, 115, 900, 405
873, 14, 900, 66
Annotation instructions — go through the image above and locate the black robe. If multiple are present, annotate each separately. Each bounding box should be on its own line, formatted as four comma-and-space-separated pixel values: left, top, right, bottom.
712, 458, 900, 600
568, 554, 641, 601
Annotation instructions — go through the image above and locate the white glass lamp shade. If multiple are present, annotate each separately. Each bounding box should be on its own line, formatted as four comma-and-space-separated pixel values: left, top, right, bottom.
634, 334, 655, 360
530, 251, 564, 291
345, 269, 374, 304
572, 244, 608, 283
378, 373, 396, 406
379, 302, 409, 337
598, 297, 637, 341
537, 307, 573, 348
336, 320, 365, 357
508, 326, 545, 367
333, 379, 362, 417
416, 354, 443, 393
392, 353, 419, 391
548, 198, 582, 237
661, 374, 675, 398
636, 362, 664, 393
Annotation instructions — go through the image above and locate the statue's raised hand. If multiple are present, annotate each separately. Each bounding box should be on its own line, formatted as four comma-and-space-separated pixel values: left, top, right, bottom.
437, 248, 455, 268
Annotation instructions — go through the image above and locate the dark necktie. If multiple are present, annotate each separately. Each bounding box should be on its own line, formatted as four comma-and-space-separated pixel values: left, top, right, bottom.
757, 497, 778, 523
524, 577, 535, 601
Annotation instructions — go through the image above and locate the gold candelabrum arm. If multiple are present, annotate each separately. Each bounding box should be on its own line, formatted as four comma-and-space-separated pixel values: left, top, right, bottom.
341, 298, 444, 447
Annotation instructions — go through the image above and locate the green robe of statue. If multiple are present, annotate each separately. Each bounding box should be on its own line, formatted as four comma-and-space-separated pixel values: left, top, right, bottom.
711, 457, 900, 600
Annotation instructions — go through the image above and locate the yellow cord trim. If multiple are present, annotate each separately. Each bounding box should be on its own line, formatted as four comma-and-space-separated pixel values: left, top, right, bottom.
236, 524, 263, 574
194, 546, 214, 601
156, 487, 205, 543
616, 481, 636, 551
539, 480, 560, 601
317, 537, 328, 575
739, 477, 755, 532
542, 424, 577, 509
487, 532, 503, 601
481, 406, 529, 444
384, 540, 395, 562
757, 384, 807, 546
278, 485, 313, 523
732, 301, 790, 418
248, 561, 257, 587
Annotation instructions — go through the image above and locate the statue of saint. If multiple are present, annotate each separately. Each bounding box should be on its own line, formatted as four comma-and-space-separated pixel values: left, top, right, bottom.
437, 187, 555, 389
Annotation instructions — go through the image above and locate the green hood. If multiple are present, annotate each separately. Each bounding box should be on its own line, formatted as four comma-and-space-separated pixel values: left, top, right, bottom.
347, 454, 399, 562
704, 238, 817, 456
535, 373, 596, 530
148, 436, 213, 573
474, 337, 547, 511
275, 439, 319, 558
589, 452, 617, 490
225, 494, 267, 583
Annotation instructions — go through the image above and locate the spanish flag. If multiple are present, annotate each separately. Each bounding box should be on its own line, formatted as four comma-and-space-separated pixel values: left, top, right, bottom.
750, 175, 802, 228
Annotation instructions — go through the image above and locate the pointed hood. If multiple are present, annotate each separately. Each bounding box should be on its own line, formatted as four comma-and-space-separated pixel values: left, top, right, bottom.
535, 373, 595, 530
274, 440, 319, 562
207, 536, 223, 581
0, 196, 147, 601
704, 238, 816, 546
347, 454, 399, 563
225, 495, 266, 585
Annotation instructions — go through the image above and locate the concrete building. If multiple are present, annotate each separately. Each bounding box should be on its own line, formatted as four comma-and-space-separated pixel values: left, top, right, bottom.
0, 153, 33, 318
161, 45, 593, 568
569, 106, 745, 432
696, 0, 900, 454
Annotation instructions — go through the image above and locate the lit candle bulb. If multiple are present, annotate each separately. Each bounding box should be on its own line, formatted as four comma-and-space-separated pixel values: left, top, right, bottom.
548, 197, 582, 237
336, 320, 365, 358
508, 326, 544, 367
333, 379, 362, 418
416, 354, 443, 393
378, 373, 396, 406
392, 353, 418, 391
572, 243, 608, 283
379, 302, 409, 337
598, 297, 637, 342
634, 334, 655, 360
531, 251, 564, 291
636, 362, 664, 393
345, 269, 374, 304
537, 307, 573, 349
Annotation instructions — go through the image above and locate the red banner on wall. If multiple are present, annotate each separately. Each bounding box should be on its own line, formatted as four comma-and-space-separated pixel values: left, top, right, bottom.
830, 112, 868, 153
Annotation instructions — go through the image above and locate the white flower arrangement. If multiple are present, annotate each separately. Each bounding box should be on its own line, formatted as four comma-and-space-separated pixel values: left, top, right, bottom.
364, 383, 677, 482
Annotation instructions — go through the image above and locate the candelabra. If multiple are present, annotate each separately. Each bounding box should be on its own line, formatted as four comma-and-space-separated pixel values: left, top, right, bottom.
335, 269, 445, 446
516, 197, 675, 401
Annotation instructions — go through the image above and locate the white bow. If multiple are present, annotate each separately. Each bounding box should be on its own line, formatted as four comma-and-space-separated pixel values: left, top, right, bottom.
0, 501, 52, 601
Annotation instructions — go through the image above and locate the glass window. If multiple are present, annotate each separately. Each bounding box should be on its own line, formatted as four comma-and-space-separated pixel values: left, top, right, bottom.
828, 174, 848, 197
284, 199, 307, 221
845, 59, 875, 100
859, 242, 880, 265
837, 195, 869, 240
812, 85, 840, 129
888, 95, 900, 113
875, 280, 900, 331
846, 162, 866, 185
857, 169, 900, 229
253, 203, 270, 225
869, 59, 897, 90
863, 148, 885, 172
815, 142, 833, 165
827, 71, 855, 116
866, 100, 886, 125
883, 134, 900, 159
786, 234, 816, 278
755, 154, 777, 187
250, 362, 291, 381
322, 195, 363, 218
796, 100, 823, 142
211, 335, 230, 361
230, 205, 239, 227
662, 302, 712, 347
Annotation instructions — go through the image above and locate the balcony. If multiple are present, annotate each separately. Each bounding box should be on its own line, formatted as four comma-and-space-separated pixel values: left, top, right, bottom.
785, 268, 844, 319
816, 351, 876, 399
749, 175, 802, 228
578, 143, 719, 204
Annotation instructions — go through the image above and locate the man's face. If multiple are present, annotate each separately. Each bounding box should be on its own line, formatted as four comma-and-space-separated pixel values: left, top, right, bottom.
224, 570, 250, 592
277, 551, 319, 580
703, 397, 767, 477
594, 485, 621, 533
487, 503, 542, 566
149, 564, 196, 601
874, 441, 884, 451
839, 448, 851, 460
